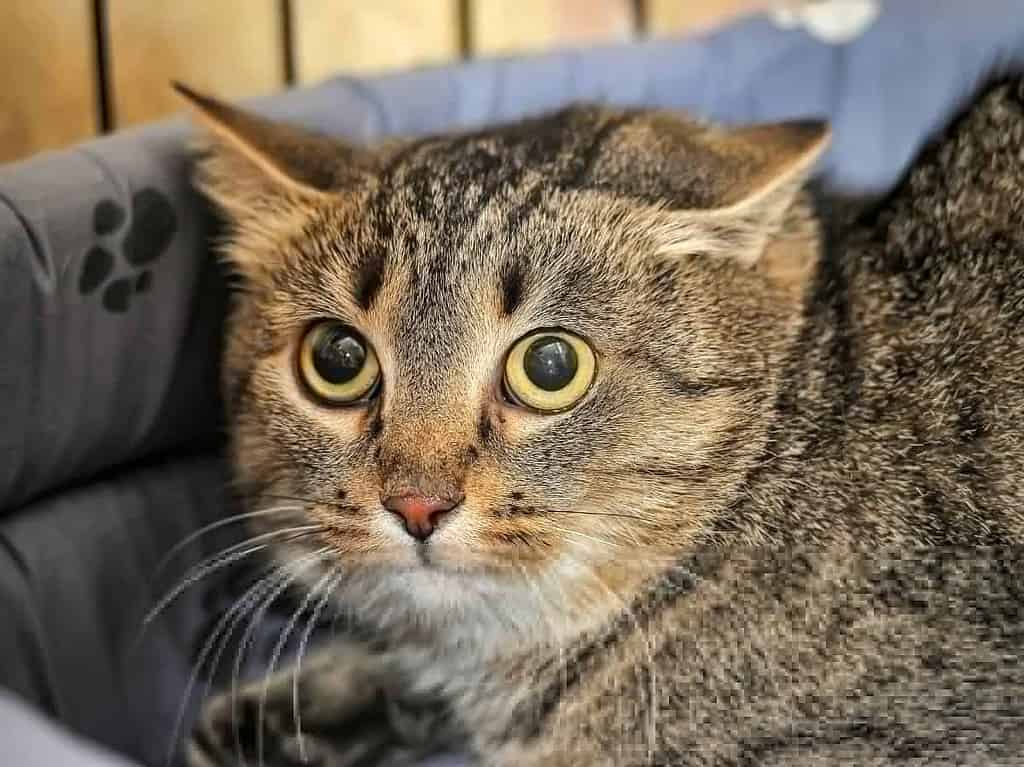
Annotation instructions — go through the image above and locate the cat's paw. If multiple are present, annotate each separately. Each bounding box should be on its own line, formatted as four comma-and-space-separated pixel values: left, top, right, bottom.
187, 688, 429, 767
187, 687, 383, 767
186, 643, 433, 767
78, 189, 177, 313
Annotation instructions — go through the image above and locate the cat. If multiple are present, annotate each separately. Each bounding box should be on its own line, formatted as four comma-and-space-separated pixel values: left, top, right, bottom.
175, 74, 1024, 767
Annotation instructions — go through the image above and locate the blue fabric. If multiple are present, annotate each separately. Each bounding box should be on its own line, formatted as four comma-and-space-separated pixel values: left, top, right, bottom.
262, 0, 1024, 193
2, 3, 1024, 765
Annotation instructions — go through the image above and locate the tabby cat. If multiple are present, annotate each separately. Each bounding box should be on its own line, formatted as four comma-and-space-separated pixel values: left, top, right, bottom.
177, 75, 1024, 767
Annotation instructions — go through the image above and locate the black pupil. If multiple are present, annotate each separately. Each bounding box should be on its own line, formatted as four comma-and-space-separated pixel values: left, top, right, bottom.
524, 336, 578, 391
313, 327, 366, 385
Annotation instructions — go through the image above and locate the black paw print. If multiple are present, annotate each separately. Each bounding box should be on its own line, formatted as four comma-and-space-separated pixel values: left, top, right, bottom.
78, 188, 178, 313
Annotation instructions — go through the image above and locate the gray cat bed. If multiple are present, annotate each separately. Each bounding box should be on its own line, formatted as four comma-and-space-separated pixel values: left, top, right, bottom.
2, 1, 1023, 764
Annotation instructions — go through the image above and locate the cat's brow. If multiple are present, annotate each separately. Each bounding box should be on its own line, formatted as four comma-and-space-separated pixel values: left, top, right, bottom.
500, 260, 525, 316
352, 248, 387, 310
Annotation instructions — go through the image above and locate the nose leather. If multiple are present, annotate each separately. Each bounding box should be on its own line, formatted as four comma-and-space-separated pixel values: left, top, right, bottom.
383, 493, 462, 541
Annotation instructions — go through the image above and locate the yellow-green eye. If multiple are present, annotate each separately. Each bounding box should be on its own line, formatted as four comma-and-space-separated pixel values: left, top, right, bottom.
504, 330, 596, 413
299, 322, 380, 404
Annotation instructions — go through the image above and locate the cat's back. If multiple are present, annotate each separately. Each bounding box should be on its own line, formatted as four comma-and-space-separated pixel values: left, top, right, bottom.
849, 74, 1024, 414
852, 75, 1024, 312
854, 75, 1024, 539
737, 76, 1024, 546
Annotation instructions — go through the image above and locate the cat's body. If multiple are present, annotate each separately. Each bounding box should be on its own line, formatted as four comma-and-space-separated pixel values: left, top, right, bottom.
180, 76, 1024, 767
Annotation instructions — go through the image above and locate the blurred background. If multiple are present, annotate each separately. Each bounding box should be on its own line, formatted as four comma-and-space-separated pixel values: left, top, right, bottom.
0, 1, 804, 164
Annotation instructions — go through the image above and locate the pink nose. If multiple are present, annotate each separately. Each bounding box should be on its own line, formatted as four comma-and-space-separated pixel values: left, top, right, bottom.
382, 493, 462, 541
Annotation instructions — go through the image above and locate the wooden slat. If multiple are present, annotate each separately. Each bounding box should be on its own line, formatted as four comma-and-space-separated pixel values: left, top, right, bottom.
292, 1, 460, 83
644, 0, 770, 36
107, 1, 284, 128
0, 1, 98, 163
471, 0, 635, 55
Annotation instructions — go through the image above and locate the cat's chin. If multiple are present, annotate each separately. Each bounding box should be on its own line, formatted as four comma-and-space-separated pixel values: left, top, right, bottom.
322, 558, 546, 647
316, 541, 652, 649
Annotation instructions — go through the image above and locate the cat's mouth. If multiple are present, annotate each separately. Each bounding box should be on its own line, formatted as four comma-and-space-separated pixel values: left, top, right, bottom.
384, 548, 506, 576
311, 496, 552, 567
416, 545, 433, 567
353, 542, 525, 583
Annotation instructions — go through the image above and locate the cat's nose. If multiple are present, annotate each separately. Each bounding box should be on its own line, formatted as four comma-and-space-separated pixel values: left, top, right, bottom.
382, 492, 462, 541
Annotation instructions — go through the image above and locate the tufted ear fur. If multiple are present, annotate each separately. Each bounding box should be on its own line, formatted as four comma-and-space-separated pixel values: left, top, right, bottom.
173, 81, 377, 200
173, 82, 377, 275
653, 119, 830, 284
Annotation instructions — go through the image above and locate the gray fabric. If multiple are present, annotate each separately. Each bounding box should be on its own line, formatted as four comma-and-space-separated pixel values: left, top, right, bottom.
0, 139, 226, 515
0, 456, 230, 765
2, 2, 1024, 765
0, 690, 135, 767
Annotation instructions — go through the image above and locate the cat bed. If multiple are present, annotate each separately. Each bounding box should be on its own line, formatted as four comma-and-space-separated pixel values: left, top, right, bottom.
2, 1, 1023, 764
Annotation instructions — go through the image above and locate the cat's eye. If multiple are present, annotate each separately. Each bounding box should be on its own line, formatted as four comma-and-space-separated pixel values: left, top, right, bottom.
503, 330, 596, 413
299, 321, 380, 404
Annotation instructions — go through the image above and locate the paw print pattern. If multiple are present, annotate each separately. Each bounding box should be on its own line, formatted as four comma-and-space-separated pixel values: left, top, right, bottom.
78, 188, 178, 313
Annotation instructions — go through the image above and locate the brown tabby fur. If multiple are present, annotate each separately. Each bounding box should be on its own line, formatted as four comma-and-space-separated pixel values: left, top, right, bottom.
178, 76, 1024, 767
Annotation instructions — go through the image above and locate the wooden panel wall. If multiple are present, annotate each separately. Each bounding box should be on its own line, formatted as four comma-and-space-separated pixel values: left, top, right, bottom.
645, 0, 770, 36
470, 0, 634, 55
0, 1, 97, 163
292, 1, 461, 83
107, 1, 285, 127
1, 1, 770, 163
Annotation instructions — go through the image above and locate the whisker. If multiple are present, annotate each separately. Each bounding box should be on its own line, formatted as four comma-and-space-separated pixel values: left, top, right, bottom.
169, 524, 323, 591
230, 548, 332, 767
145, 545, 268, 630
141, 527, 321, 632
245, 491, 348, 510
516, 563, 569, 668
163, 561, 285, 767
227, 567, 298, 767
155, 505, 304, 577
200, 566, 284, 705
257, 568, 337, 767
548, 525, 628, 550
293, 569, 344, 763
540, 509, 654, 522
587, 567, 659, 761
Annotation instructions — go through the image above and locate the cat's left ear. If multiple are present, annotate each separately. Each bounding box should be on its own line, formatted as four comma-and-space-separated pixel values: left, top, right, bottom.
661, 120, 831, 268
172, 82, 374, 224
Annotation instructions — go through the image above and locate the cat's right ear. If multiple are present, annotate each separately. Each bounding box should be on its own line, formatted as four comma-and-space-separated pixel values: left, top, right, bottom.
173, 83, 373, 260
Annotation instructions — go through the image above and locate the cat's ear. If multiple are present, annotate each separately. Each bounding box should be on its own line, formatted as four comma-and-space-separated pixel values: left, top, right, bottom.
660, 120, 830, 268
173, 82, 373, 222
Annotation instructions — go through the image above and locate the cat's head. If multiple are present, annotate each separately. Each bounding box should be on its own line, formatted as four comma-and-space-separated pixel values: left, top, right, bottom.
178, 84, 828, 644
